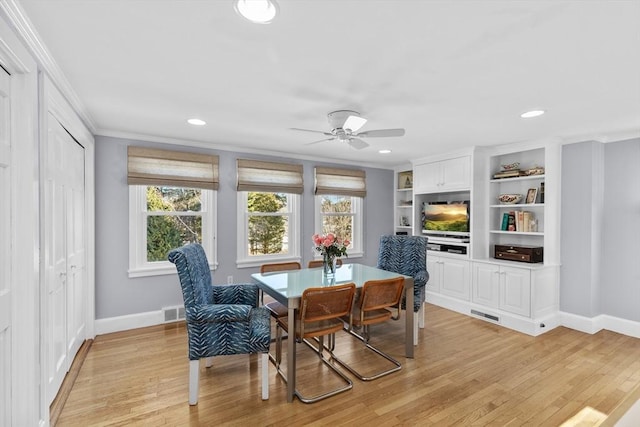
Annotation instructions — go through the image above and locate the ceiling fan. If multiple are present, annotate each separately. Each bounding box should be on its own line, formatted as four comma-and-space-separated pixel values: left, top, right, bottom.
290, 110, 405, 150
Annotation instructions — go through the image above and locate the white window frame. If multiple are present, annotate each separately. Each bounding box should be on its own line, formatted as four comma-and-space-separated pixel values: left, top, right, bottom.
314, 195, 364, 259
128, 185, 217, 278
236, 191, 301, 268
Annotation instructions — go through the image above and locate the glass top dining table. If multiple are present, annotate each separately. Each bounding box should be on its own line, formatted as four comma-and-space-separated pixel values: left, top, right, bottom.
251, 263, 414, 403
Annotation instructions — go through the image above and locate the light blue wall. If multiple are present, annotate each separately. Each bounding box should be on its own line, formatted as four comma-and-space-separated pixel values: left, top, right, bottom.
560, 138, 640, 321
95, 136, 394, 319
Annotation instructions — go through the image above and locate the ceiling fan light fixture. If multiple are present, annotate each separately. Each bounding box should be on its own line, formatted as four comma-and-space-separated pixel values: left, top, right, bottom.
520, 109, 545, 119
234, 0, 278, 24
343, 115, 367, 133
187, 118, 206, 126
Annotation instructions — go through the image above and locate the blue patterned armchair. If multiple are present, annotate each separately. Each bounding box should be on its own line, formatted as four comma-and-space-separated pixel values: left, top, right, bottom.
376, 235, 429, 344
168, 243, 271, 405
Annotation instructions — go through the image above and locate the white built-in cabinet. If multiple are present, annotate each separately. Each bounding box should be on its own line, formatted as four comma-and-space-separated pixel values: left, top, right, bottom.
413, 155, 470, 194
428, 254, 470, 301
410, 143, 560, 336
472, 262, 531, 317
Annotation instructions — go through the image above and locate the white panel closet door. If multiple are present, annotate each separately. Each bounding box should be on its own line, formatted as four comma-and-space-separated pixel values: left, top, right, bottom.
44, 114, 86, 404
0, 63, 12, 427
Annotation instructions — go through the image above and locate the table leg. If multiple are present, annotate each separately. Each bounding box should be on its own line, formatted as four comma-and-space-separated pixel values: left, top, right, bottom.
287, 304, 296, 402
405, 277, 414, 358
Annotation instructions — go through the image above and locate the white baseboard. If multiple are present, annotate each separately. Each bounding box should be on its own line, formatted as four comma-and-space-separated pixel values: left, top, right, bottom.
95, 310, 165, 335
559, 311, 640, 338
426, 291, 640, 338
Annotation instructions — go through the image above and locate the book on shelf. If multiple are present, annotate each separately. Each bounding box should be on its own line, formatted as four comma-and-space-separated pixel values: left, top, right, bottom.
501, 212, 509, 231
517, 211, 524, 231
523, 211, 532, 232
507, 211, 516, 231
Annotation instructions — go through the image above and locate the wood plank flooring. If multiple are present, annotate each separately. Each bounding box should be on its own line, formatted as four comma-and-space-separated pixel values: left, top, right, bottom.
56, 304, 640, 426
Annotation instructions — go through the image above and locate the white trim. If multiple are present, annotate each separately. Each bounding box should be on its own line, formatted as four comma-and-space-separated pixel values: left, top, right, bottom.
558, 311, 640, 339
0, 0, 96, 133
128, 185, 217, 278
97, 128, 400, 170
95, 310, 166, 335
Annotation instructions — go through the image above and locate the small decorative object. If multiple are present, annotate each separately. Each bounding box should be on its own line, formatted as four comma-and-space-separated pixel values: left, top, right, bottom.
312, 233, 349, 278
498, 194, 523, 204
398, 171, 413, 189
522, 166, 545, 176
525, 188, 538, 204
529, 219, 538, 232
501, 162, 520, 171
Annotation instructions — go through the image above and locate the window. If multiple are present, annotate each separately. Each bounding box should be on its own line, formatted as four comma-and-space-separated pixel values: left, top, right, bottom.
314, 195, 363, 258
129, 186, 216, 277
127, 145, 219, 277
237, 191, 300, 267
313, 166, 366, 259
235, 159, 303, 268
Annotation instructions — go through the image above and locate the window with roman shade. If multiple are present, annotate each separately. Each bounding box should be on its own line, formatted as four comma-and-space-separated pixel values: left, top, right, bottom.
314, 167, 365, 258
127, 146, 219, 190
314, 167, 366, 197
127, 146, 218, 277
236, 159, 303, 193
235, 159, 303, 268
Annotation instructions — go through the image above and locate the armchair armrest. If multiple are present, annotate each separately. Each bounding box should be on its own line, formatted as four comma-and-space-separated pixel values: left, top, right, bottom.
188, 304, 253, 323
211, 283, 260, 307
414, 270, 429, 288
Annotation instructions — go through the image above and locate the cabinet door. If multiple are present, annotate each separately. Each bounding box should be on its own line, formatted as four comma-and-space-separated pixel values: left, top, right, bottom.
440, 258, 470, 300
413, 162, 440, 193
499, 266, 531, 316
472, 262, 499, 308
441, 156, 470, 191
426, 256, 440, 293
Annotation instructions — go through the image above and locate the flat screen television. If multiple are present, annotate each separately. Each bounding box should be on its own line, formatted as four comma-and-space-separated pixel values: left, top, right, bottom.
422, 201, 470, 236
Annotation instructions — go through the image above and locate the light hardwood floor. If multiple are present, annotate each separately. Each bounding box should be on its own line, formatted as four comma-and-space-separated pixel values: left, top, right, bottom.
56, 304, 640, 426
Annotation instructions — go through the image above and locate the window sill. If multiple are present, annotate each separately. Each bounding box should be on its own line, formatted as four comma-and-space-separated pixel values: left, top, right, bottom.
237, 256, 302, 269
128, 262, 217, 278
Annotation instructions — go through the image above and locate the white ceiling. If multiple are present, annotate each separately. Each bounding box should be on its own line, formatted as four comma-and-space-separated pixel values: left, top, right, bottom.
16, 0, 640, 168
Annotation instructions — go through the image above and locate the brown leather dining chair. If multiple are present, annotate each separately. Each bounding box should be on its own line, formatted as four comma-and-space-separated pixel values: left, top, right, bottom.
334, 276, 405, 381
307, 258, 343, 269
275, 282, 356, 403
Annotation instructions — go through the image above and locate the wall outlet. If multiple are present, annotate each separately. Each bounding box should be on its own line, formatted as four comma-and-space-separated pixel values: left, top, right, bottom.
227, 275, 233, 284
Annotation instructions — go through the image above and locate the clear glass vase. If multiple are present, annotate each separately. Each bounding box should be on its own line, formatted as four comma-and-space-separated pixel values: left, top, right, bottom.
322, 253, 336, 278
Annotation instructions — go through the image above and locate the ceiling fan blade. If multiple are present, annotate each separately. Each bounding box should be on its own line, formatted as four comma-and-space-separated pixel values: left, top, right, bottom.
355, 128, 405, 138
343, 115, 367, 132
347, 138, 369, 150
305, 137, 336, 145
289, 127, 333, 136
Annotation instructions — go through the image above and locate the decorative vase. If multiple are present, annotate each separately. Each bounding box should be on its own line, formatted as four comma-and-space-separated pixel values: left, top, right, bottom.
322, 253, 337, 278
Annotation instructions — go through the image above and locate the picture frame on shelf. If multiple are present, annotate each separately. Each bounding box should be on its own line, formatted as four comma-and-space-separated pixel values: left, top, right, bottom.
526, 188, 538, 204
398, 171, 413, 189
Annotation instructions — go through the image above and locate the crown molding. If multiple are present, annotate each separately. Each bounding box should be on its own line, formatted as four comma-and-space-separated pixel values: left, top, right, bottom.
95, 128, 397, 170
0, 0, 96, 133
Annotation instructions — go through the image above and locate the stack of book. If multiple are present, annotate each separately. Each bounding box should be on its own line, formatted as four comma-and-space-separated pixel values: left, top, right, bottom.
493, 169, 523, 179
501, 211, 536, 232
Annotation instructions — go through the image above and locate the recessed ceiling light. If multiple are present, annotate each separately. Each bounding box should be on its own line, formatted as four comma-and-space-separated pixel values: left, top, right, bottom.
520, 110, 545, 119
379, 149, 392, 154
187, 118, 206, 126
234, 0, 278, 24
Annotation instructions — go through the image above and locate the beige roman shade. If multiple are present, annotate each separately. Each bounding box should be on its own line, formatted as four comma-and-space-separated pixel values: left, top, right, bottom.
315, 167, 366, 197
127, 146, 219, 190
236, 159, 304, 194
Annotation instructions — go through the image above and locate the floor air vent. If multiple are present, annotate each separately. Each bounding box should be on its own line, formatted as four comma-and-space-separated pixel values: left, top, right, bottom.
163, 306, 186, 323
470, 309, 499, 323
